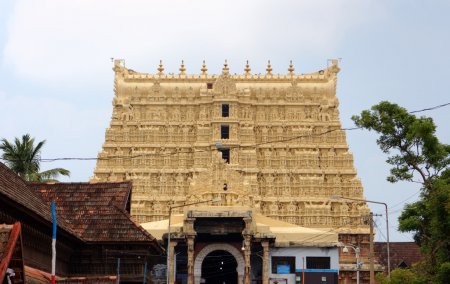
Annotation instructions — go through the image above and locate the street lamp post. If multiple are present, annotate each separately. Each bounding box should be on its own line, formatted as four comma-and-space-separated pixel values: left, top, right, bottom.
331, 195, 390, 277
166, 197, 222, 284
342, 245, 362, 284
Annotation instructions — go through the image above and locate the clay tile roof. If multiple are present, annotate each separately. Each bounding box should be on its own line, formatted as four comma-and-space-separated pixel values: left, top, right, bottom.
30, 181, 132, 211
0, 163, 160, 249
0, 163, 53, 222
29, 182, 158, 244
375, 242, 423, 270
0, 163, 75, 237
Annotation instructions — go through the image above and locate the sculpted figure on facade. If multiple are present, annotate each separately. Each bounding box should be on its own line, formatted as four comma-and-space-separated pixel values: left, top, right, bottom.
213, 73, 237, 95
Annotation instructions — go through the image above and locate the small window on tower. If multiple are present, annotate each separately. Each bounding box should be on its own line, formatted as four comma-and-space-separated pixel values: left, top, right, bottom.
222, 104, 229, 117
219, 149, 230, 163
221, 125, 230, 139
207, 82, 213, 89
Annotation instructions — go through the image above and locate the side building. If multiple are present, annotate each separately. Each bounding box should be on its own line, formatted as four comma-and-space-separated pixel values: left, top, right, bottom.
0, 162, 163, 283
92, 59, 378, 283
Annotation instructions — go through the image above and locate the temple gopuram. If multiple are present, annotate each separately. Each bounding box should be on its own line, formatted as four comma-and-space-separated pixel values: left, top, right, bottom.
92, 59, 378, 283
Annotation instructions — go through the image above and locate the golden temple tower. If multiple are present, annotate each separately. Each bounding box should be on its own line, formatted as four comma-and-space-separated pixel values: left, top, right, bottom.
92, 59, 370, 238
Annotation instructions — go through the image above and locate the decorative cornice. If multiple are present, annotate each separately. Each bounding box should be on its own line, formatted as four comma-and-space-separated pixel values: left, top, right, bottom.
113, 60, 340, 83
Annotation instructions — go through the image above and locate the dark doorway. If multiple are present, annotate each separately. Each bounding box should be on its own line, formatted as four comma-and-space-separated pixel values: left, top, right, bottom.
222, 104, 229, 117
219, 148, 230, 163
201, 250, 238, 284
221, 125, 230, 139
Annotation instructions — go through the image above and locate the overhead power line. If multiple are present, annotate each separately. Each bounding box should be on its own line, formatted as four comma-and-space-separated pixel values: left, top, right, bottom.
1, 126, 361, 163
409, 102, 450, 113
373, 189, 421, 215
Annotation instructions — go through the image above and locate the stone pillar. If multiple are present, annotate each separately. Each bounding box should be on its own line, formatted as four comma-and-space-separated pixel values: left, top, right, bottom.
187, 235, 195, 284
262, 240, 270, 284
242, 216, 253, 284
243, 234, 252, 284
168, 240, 177, 284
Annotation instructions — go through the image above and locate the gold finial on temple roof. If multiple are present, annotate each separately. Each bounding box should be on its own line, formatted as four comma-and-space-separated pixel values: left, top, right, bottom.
201, 60, 208, 74
157, 60, 164, 74
222, 59, 230, 74
266, 60, 273, 75
288, 60, 295, 75
179, 60, 186, 75
244, 60, 251, 75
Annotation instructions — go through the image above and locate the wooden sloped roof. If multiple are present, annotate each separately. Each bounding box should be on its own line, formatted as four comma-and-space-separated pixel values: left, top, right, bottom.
0, 162, 161, 251
31, 182, 132, 211
375, 242, 423, 271
0, 162, 55, 224
0, 163, 77, 238
29, 182, 160, 246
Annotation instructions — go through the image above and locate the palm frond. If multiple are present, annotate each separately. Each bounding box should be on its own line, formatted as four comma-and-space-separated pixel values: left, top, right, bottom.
0, 134, 69, 183
35, 168, 71, 182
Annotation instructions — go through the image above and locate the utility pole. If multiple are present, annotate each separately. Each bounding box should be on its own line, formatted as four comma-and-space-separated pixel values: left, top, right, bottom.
331, 196, 391, 277
369, 213, 382, 283
369, 212, 375, 284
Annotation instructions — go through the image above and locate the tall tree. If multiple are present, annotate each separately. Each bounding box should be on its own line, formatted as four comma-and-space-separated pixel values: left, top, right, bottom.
0, 134, 70, 182
352, 101, 450, 282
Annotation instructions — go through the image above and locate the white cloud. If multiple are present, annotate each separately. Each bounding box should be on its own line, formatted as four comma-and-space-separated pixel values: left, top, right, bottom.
2, 0, 381, 86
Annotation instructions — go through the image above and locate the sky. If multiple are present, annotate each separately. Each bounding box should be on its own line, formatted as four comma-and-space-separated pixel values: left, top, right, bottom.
1, 0, 449, 242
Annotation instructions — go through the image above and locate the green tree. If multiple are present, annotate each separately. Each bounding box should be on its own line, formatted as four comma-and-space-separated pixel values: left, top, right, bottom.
375, 268, 427, 284
352, 101, 450, 282
0, 134, 70, 182
376, 268, 426, 284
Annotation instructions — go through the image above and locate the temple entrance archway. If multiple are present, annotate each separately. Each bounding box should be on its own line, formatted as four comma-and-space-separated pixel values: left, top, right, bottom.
201, 250, 237, 284
194, 243, 244, 284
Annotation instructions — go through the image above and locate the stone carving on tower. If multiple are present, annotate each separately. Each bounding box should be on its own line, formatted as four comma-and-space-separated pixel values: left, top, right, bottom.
187, 152, 254, 207
92, 59, 370, 235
